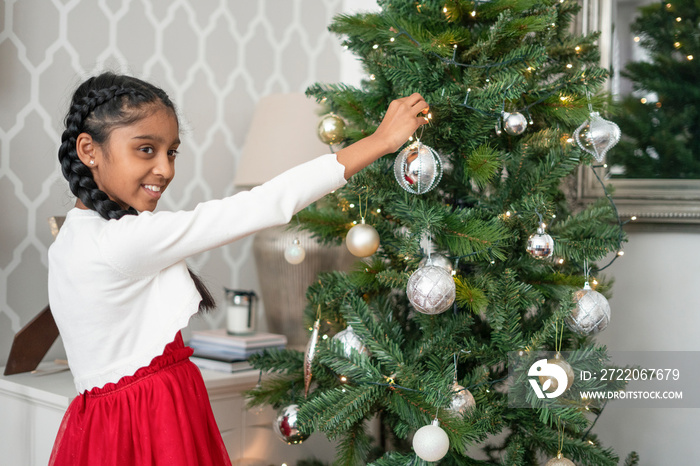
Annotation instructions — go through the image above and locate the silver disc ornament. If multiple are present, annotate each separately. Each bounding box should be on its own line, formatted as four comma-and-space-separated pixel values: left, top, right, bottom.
406, 265, 456, 315
332, 325, 370, 358
317, 113, 346, 145
573, 111, 621, 162
526, 227, 554, 259
273, 404, 309, 445
566, 282, 611, 335
502, 111, 528, 136
346, 218, 380, 257
418, 253, 453, 274
393, 141, 443, 194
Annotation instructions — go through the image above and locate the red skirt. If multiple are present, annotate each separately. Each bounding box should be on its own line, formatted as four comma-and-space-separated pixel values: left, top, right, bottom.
49, 332, 232, 466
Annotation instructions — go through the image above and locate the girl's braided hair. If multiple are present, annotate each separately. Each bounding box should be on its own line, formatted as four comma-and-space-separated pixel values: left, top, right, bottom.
58, 72, 215, 312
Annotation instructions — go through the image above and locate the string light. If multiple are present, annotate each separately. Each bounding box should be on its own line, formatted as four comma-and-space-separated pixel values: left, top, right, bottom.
674, 42, 681, 48
390, 37, 395, 42
376, 208, 382, 213
631, 216, 637, 221
634, 36, 640, 42
369, 74, 376, 80
349, 203, 355, 208
687, 55, 694, 61
617, 250, 625, 256
373, 44, 379, 49
575, 46, 581, 52
443, 6, 448, 13
566, 63, 573, 68
640, 97, 647, 104
676, 17, 682, 22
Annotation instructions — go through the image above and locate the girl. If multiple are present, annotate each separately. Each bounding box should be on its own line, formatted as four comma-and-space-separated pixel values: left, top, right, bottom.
48, 72, 428, 465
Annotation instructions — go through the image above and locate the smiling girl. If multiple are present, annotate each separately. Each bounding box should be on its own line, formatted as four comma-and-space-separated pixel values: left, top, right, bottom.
47, 72, 428, 465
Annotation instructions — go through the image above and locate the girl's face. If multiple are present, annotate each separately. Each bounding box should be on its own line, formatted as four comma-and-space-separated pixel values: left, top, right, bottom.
92, 106, 179, 212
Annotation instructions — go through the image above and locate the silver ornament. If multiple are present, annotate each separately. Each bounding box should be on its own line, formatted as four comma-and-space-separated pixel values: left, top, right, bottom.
448, 381, 476, 416
273, 404, 309, 445
418, 254, 453, 273
393, 141, 443, 194
566, 282, 611, 335
346, 218, 380, 257
412, 419, 450, 462
406, 265, 456, 315
573, 111, 621, 162
317, 113, 346, 145
546, 453, 576, 466
332, 325, 369, 358
284, 238, 306, 265
538, 352, 575, 394
503, 111, 528, 136
527, 227, 554, 259
304, 319, 320, 398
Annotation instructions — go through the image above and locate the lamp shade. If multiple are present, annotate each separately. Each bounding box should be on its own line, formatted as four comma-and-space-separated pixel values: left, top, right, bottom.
234, 93, 330, 187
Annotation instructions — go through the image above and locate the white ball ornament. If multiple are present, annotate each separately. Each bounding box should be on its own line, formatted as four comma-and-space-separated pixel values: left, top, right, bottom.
566, 282, 611, 335
407, 265, 456, 315
412, 419, 450, 462
284, 239, 306, 265
346, 218, 380, 257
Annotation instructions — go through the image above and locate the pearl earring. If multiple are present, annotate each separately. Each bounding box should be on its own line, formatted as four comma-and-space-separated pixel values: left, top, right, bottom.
89, 160, 94, 165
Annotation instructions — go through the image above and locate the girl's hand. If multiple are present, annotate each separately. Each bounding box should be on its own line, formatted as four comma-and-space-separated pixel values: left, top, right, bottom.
336, 93, 429, 179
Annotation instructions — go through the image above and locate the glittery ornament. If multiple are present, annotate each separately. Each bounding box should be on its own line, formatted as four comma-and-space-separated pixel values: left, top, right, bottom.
573, 111, 621, 162
393, 140, 443, 194
346, 218, 380, 257
546, 453, 576, 465
317, 114, 346, 145
566, 282, 611, 335
412, 419, 450, 462
448, 381, 476, 415
273, 404, 309, 445
304, 319, 320, 398
503, 111, 528, 136
538, 352, 575, 394
284, 238, 306, 265
527, 226, 554, 259
406, 265, 456, 315
332, 325, 369, 358
418, 254, 453, 273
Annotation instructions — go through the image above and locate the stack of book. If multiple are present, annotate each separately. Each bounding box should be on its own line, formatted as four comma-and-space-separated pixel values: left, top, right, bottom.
188, 329, 287, 373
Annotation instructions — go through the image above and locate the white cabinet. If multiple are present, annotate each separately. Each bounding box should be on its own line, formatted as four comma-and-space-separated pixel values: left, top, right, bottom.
0, 362, 336, 465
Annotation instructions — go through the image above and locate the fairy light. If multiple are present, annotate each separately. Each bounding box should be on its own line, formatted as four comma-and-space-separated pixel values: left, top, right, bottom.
349, 203, 355, 208
617, 250, 625, 256
688, 55, 694, 61
343, 45, 349, 50
631, 216, 637, 221
674, 42, 681, 48
640, 97, 647, 104
566, 63, 573, 68
373, 44, 379, 49
352, 220, 358, 225
390, 37, 395, 42
676, 17, 682, 22
558, 258, 565, 264
666, 2, 672, 8
634, 36, 640, 42
322, 334, 329, 340
339, 375, 348, 383
506, 210, 511, 217
369, 74, 376, 80
470, 10, 476, 17
443, 6, 448, 13
575, 45, 581, 52
592, 279, 598, 286
376, 208, 382, 213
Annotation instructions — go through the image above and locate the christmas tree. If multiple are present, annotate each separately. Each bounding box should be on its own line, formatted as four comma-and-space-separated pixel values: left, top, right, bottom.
248, 1, 637, 464
607, 0, 700, 179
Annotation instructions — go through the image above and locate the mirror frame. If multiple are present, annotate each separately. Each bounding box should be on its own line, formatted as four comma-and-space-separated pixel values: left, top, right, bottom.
575, 0, 700, 224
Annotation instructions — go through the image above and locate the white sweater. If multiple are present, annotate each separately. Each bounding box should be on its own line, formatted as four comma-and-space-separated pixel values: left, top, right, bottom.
48, 153, 347, 393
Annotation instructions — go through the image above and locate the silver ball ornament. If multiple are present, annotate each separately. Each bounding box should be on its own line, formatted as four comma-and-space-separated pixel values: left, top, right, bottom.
573, 111, 621, 162
546, 453, 576, 466
448, 381, 476, 416
418, 254, 453, 273
317, 113, 346, 145
406, 265, 456, 315
394, 141, 443, 194
538, 352, 575, 394
332, 325, 369, 358
566, 282, 611, 335
527, 227, 554, 259
284, 239, 306, 265
273, 404, 309, 445
412, 419, 450, 462
503, 111, 528, 136
346, 218, 380, 257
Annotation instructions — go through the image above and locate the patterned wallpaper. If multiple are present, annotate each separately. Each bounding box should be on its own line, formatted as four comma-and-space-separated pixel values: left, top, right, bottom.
0, 0, 346, 365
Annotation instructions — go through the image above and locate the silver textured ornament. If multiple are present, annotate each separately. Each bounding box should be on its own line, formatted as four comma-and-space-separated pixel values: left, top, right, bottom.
527, 226, 554, 259
332, 325, 369, 358
412, 419, 450, 462
346, 218, 380, 257
448, 381, 476, 416
304, 319, 320, 398
538, 352, 575, 394
546, 453, 576, 466
503, 111, 528, 136
418, 254, 453, 274
566, 282, 611, 335
406, 265, 456, 315
273, 404, 309, 445
284, 238, 306, 265
573, 111, 621, 162
393, 140, 443, 194
317, 113, 346, 145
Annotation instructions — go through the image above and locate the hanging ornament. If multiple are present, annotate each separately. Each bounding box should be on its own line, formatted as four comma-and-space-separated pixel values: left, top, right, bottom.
448, 381, 476, 416
332, 325, 369, 358
317, 113, 346, 145
393, 140, 443, 194
304, 318, 320, 398
573, 111, 621, 162
526, 225, 554, 259
284, 238, 306, 265
412, 419, 450, 462
346, 218, 380, 257
546, 453, 576, 466
538, 352, 575, 394
406, 265, 456, 315
502, 111, 528, 136
418, 253, 453, 274
566, 281, 611, 335
273, 404, 309, 445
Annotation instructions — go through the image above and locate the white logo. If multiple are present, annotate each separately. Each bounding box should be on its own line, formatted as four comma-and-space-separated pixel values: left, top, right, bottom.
528, 358, 568, 399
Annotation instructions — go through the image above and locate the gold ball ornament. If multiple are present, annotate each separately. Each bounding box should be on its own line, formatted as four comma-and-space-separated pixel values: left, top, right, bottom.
538, 352, 575, 394
317, 113, 346, 145
412, 419, 450, 462
346, 218, 380, 257
546, 453, 576, 465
